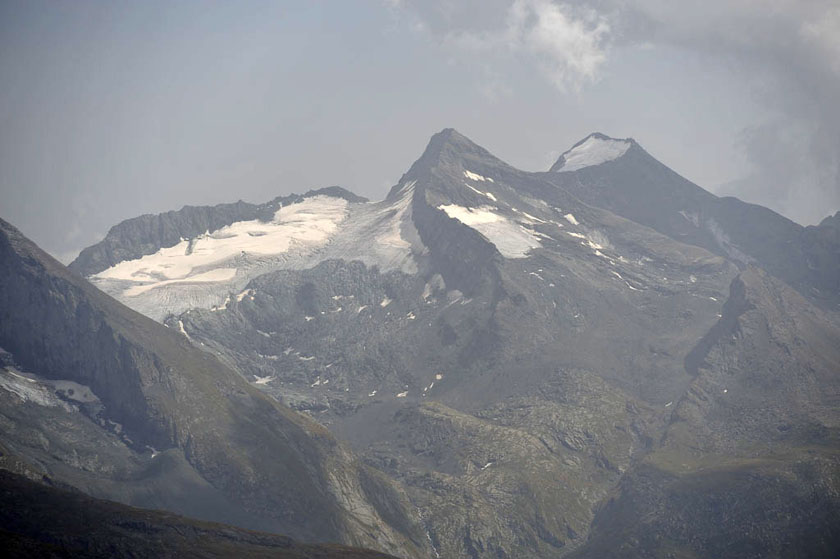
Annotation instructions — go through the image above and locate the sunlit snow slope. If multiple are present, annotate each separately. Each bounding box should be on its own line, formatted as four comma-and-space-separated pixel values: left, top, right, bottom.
90, 187, 425, 320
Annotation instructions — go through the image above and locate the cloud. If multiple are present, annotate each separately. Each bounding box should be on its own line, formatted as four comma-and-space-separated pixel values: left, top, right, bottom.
390, 0, 613, 92
508, 0, 611, 91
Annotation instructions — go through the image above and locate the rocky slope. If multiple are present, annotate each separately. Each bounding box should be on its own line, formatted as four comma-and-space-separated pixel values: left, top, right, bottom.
568, 268, 840, 558
0, 218, 429, 558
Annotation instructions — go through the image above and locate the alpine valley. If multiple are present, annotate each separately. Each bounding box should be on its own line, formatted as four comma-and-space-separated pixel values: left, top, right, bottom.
2, 129, 839, 558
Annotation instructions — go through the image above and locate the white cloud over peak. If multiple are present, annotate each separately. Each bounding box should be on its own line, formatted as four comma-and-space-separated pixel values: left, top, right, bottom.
509, 0, 611, 91
390, 0, 613, 92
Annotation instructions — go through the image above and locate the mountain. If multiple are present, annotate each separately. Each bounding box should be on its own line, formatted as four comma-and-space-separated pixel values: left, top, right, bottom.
540, 132, 840, 311
0, 218, 429, 558
568, 268, 840, 558
0, 469, 398, 559
8, 128, 840, 558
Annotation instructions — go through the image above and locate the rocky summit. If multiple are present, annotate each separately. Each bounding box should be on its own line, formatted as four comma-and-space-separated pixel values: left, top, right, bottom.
2, 128, 839, 558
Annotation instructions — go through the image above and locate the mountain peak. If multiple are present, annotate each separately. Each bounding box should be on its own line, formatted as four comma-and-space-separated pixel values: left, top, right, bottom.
417, 128, 500, 166
818, 210, 840, 230
549, 132, 635, 173
387, 128, 508, 200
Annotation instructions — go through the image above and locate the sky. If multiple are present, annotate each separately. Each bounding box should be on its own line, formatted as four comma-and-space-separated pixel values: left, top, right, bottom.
1, 0, 838, 262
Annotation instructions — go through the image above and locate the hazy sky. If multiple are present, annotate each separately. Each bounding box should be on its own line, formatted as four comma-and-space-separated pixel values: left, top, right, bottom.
1, 0, 838, 262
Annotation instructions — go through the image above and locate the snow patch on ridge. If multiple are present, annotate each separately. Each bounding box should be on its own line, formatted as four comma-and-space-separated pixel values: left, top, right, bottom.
464, 183, 498, 202
557, 136, 630, 172
438, 204, 541, 258
464, 170, 494, 182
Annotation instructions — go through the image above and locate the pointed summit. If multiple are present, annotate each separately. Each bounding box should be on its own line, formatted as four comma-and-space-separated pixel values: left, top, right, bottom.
420, 128, 498, 163
387, 128, 511, 200
549, 132, 635, 173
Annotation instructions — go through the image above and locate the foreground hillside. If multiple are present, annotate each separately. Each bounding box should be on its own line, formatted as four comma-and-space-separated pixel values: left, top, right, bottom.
0, 470, 397, 559
0, 217, 429, 558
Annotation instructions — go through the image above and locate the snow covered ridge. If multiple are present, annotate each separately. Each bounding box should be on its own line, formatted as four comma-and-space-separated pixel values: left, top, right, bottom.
89, 186, 426, 321
438, 204, 541, 258
95, 195, 349, 291
555, 135, 631, 173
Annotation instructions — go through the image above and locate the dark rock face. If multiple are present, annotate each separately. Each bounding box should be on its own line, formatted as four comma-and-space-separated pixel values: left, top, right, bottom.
568, 459, 840, 559
801, 211, 840, 297
0, 469, 399, 559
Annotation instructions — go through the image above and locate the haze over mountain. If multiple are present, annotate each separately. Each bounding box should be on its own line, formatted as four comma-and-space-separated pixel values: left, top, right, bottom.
2, 129, 839, 558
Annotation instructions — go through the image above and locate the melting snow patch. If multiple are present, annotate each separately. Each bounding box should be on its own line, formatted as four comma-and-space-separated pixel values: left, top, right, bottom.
465, 183, 498, 202
435, 373, 444, 381
368, 390, 377, 397
305, 316, 314, 321
521, 212, 546, 224
557, 136, 631, 172
236, 289, 253, 302
380, 297, 392, 307
299, 355, 315, 361
530, 230, 553, 241
211, 296, 231, 312
254, 375, 274, 385
564, 213, 579, 226
665, 401, 673, 407
481, 462, 494, 471
0, 370, 73, 410
406, 312, 416, 320
566, 231, 586, 240
438, 204, 541, 258
396, 391, 408, 398
51, 380, 99, 404
464, 170, 494, 182
357, 305, 368, 313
